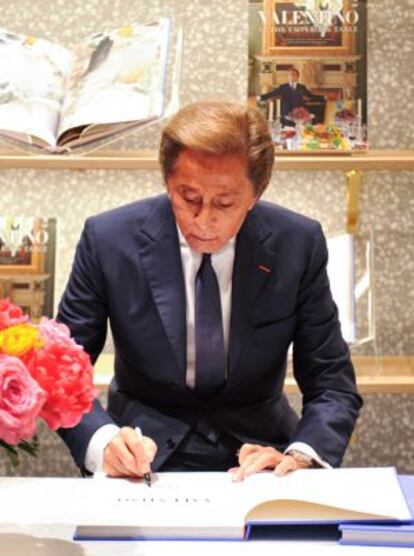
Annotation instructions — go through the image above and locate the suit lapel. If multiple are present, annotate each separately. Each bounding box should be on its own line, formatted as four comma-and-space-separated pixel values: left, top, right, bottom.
138, 196, 187, 385
228, 207, 278, 381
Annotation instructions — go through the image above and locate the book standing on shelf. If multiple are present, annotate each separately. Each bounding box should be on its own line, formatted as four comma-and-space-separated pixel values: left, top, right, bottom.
0, 19, 170, 152
249, 0, 368, 153
0, 216, 56, 319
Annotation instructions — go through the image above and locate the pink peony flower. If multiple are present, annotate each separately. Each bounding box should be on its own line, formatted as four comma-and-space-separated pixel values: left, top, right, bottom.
38, 317, 74, 348
0, 299, 29, 330
0, 355, 47, 445
27, 343, 96, 430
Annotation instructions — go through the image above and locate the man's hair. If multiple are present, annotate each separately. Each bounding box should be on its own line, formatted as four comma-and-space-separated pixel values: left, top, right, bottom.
288, 66, 300, 77
159, 100, 275, 197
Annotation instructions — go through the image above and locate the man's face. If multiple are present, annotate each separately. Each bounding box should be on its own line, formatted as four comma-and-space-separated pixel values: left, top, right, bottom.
288, 70, 299, 84
167, 149, 258, 253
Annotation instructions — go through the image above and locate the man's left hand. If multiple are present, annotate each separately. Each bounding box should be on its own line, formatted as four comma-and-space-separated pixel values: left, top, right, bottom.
229, 443, 312, 482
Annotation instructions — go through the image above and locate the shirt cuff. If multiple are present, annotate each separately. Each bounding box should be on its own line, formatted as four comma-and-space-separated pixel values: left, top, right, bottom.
84, 424, 120, 474
284, 441, 332, 469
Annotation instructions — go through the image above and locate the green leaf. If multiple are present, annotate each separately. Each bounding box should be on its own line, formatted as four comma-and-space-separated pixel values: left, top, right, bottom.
1, 436, 40, 468
18, 436, 40, 458
0, 439, 20, 467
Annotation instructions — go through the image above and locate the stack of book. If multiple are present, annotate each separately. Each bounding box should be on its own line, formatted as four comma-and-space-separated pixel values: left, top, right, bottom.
339, 475, 414, 548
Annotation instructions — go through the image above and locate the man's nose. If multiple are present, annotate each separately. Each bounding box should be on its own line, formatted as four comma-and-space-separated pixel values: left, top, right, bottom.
194, 204, 215, 228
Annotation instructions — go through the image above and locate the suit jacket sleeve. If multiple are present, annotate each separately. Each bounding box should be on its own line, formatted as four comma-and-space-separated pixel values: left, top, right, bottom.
291, 222, 362, 466
56, 218, 116, 468
301, 84, 324, 101
259, 86, 282, 101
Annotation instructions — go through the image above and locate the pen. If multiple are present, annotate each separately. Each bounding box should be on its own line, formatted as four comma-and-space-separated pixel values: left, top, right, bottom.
134, 426, 152, 487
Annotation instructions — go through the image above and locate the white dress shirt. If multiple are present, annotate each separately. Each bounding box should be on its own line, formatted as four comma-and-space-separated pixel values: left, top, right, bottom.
84, 229, 328, 472
178, 229, 235, 388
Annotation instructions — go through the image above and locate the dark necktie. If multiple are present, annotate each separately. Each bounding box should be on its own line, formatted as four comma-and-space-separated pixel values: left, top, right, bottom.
194, 254, 226, 399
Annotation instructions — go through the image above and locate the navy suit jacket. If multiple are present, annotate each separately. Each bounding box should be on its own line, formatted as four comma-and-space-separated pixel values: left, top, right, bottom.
57, 195, 362, 470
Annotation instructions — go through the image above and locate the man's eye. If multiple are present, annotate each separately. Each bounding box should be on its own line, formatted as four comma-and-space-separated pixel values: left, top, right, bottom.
185, 197, 201, 204
217, 201, 233, 209
183, 194, 201, 204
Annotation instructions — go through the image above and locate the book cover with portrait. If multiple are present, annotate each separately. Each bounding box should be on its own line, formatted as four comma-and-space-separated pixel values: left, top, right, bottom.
249, 0, 367, 153
0, 217, 57, 319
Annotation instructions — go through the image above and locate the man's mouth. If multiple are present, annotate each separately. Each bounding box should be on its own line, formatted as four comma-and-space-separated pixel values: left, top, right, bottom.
191, 234, 217, 242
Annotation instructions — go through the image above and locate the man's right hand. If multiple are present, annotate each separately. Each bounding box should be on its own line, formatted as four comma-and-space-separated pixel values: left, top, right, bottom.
102, 426, 157, 477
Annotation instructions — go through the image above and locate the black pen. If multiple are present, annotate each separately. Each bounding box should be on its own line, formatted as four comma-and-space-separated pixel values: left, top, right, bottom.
135, 427, 152, 487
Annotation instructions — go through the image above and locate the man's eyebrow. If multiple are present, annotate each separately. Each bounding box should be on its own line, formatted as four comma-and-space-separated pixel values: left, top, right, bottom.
217, 191, 239, 197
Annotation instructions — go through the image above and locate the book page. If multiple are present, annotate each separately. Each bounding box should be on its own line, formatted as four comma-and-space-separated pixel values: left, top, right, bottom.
243, 468, 411, 523
0, 29, 71, 148
83, 472, 246, 533
0, 475, 246, 540
57, 18, 170, 142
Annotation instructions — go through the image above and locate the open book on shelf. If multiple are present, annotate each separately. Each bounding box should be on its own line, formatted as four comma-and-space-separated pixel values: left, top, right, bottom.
0, 468, 410, 541
0, 19, 172, 153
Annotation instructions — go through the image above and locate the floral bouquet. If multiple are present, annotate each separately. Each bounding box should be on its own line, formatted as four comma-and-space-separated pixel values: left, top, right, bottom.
0, 298, 95, 466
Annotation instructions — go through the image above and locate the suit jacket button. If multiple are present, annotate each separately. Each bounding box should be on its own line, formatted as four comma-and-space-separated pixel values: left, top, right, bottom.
167, 438, 176, 450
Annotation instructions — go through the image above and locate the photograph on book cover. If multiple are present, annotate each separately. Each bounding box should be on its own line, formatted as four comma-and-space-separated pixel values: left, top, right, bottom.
0, 217, 56, 319
249, 0, 367, 153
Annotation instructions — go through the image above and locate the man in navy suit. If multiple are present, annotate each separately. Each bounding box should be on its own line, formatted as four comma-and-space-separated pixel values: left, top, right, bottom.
57, 100, 362, 480
258, 67, 326, 126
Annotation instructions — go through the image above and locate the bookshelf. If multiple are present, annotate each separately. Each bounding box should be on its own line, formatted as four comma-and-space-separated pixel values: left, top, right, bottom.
1, 149, 414, 171
93, 354, 414, 394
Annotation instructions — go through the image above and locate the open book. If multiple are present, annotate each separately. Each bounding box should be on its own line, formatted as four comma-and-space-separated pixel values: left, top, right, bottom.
0, 468, 410, 542
0, 19, 170, 152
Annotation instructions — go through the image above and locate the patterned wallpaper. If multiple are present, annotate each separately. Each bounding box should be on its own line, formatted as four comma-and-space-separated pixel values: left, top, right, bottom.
0, 0, 413, 359
0, 0, 413, 477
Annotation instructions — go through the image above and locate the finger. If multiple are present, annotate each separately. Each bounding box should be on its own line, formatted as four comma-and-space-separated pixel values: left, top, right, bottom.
142, 436, 158, 463
103, 451, 139, 478
104, 460, 132, 478
103, 444, 141, 477
230, 467, 245, 483
238, 443, 262, 464
231, 447, 284, 482
120, 427, 151, 473
241, 446, 283, 470
227, 467, 239, 474
274, 455, 301, 476
240, 450, 282, 478
105, 429, 148, 475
